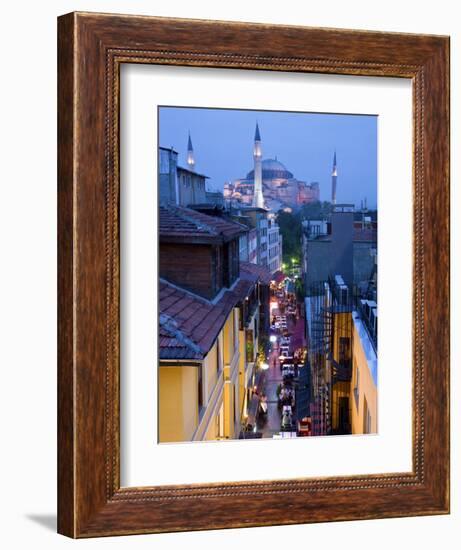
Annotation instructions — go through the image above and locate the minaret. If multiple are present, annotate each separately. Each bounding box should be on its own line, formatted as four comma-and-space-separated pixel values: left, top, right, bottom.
186, 132, 195, 171
252, 123, 264, 208
331, 150, 338, 205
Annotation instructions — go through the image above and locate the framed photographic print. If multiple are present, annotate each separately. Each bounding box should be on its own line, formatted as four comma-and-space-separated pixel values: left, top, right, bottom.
58, 12, 450, 537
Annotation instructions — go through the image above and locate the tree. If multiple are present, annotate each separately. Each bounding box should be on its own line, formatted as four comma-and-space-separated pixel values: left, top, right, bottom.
277, 211, 302, 265
277, 201, 334, 267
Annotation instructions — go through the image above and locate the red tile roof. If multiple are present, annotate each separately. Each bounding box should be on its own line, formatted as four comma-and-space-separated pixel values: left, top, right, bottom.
240, 262, 273, 285
159, 325, 203, 360
159, 205, 247, 243
159, 276, 255, 361
231, 278, 256, 301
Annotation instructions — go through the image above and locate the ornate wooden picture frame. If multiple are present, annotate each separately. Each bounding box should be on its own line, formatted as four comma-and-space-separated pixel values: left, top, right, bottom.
57, 12, 450, 537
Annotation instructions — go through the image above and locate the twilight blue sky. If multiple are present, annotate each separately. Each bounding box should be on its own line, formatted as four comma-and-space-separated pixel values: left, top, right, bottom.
159, 107, 377, 209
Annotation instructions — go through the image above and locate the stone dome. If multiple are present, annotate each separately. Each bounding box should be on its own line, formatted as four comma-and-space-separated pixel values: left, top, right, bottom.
246, 158, 294, 181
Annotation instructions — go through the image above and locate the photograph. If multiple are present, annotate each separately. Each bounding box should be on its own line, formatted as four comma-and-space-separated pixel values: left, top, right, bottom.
0, 0, 453, 544
157, 106, 378, 443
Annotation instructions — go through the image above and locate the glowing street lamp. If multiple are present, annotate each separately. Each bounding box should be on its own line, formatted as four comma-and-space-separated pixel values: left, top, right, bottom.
260, 362, 270, 371
269, 335, 277, 343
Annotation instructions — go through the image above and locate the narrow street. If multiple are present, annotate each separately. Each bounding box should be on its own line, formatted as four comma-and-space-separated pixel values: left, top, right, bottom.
255, 280, 307, 438
257, 346, 282, 437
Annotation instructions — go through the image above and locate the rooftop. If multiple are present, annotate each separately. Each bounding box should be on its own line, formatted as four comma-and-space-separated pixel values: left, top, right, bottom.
159, 205, 247, 244
159, 276, 256, 361
176, 165, 209, 179
352, 311, 378, 386
159, 146, 179, 154
240, 261, 273, 285
306, 227, 377, 243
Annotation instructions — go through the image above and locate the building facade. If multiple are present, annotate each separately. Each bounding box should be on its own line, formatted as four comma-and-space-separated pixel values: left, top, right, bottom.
267, 212, 283, 273
350, 306, 377, 434
230, 206, 283, 274
159, 146, 208, 207
248, 228, 258, 264
159, 146, 179, 205
302, 205, 377, 296
304, 276, 377, 436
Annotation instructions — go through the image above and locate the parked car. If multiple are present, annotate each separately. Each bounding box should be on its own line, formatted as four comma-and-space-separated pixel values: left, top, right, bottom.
298, 417, 312, 437
282, 365, 295, 380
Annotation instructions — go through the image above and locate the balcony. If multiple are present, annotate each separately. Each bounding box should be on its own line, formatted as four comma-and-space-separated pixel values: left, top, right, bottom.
331, 358, 352, 383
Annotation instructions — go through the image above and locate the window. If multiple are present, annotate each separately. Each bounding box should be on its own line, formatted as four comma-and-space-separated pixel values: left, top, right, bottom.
339, 336, 350, 365
233, 309, 239, 351
353, 362, 360, 410
216, 404, 224, 438
223, 240, 239, 288
232, 240, 239, 281
246, 330, 254, 363
198, 366, 203, 411
363, 396, 371, 433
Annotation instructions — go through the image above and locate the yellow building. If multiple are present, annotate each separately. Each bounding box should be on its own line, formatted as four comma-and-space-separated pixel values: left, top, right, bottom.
350, 310, 377, 434
330, 305, 377, 435
159, 280, 243, 443
158, 274, 267, 443
306, 278, 377, 436
330, 310, 353, 434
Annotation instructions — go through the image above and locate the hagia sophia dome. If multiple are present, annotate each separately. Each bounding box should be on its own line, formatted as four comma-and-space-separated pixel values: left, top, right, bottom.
223, 124, 321, 211
224, 155, 320, 211
246, 158, 294, 181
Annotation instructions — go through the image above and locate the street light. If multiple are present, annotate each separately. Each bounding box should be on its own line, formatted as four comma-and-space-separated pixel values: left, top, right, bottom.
269, 335, 277, 343
260, 362, 269, 371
